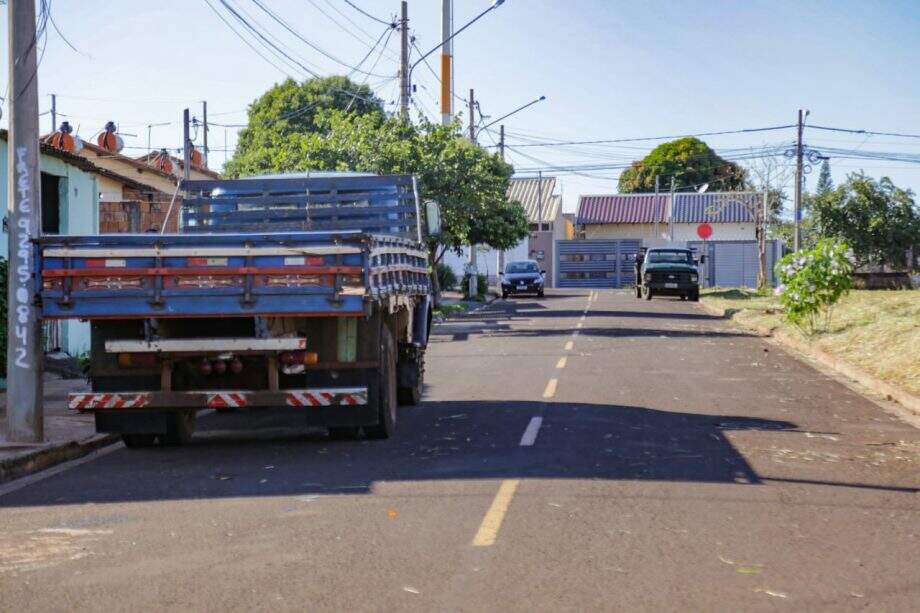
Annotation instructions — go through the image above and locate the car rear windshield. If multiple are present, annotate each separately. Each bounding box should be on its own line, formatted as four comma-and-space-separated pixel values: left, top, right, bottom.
647, 251, 692, 264
505, 262, 539, 274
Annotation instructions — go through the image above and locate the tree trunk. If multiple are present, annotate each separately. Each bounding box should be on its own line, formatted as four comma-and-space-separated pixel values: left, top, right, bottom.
428, 245, 442, 307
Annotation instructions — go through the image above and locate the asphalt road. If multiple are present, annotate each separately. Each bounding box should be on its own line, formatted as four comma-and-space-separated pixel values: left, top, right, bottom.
1, 290, 918, 612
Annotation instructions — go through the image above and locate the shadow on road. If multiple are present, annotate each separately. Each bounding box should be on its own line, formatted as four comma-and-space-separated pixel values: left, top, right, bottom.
3, 398, 913, 509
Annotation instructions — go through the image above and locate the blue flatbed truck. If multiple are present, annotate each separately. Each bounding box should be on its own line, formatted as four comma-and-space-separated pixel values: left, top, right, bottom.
36, 173, 436, 447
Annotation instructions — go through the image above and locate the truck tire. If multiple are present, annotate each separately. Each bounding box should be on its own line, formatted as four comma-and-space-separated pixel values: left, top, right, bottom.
398, 352, 424, 406
162, 410, 196, 446
364, 325, 397, 440
689, 289, 700, 302
122, 434, 157, 448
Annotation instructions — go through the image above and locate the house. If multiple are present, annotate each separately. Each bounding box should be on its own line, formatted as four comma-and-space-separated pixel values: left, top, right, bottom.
0, 129, 99, 355
443, 176, 566, 286
577, 192, 761, 243
561, 191, 782, 289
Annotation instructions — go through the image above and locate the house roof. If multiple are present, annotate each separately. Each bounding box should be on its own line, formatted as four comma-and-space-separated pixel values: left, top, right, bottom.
578, 194, 667, 224
134, 151, 222, 179
576, 192, 759, 225
507, 176, 558, 223
1, 128, 98, 172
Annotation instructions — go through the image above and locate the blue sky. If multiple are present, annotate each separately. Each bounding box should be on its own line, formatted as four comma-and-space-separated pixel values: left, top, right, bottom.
2, 0, 919, 212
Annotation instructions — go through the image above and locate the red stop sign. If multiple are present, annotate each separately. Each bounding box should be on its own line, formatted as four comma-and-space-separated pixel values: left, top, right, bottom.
697, 223, 713, 240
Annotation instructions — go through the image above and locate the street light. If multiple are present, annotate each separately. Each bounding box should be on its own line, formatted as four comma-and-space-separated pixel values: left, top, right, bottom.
476, 95, 546, 138
407, 0, 507, 108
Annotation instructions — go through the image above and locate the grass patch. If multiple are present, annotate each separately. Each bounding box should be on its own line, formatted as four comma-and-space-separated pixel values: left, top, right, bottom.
702, 288, 920, 396
433, 303, 469, 319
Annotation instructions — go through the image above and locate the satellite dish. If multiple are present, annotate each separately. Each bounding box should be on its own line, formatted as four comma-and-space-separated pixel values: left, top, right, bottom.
697, 183, 709, 194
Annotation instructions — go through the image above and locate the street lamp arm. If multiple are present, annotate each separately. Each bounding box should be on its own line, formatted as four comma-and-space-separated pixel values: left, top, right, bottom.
477, 95, 546, 136
409, 3, 502, 78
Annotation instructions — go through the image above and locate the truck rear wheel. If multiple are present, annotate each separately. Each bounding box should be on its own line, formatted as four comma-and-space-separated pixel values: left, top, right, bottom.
162, 410, 196, 446
364, 326, 397, 439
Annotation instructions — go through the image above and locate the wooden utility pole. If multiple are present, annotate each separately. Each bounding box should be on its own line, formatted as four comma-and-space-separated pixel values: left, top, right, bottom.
6, 0, 45, 442
758, 190, 769, 289
398, 1, 409, 119
468, 89, 476, 141
50, 93, 56, 134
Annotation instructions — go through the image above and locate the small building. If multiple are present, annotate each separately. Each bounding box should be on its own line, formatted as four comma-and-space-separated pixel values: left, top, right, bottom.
558, 191, 782, 289
443, 176, 566, 286
0, 129, 99, 355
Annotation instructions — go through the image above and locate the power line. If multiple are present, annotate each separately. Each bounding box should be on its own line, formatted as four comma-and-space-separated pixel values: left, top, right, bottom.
305, 0, 399, 62
808, 124, 920, 140
202, 0, 294, 78
496, 124, 798, 148
249, 0, 393, 78
342, 0, 395, 27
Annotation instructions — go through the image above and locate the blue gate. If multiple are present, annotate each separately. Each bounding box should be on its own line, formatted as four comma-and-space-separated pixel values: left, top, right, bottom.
555, 239, 642, 288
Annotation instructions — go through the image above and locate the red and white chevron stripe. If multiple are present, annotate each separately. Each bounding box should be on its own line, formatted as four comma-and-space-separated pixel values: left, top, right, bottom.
206, 392, 248, 409
286, 388, 367, 407
69, 393, 150, 410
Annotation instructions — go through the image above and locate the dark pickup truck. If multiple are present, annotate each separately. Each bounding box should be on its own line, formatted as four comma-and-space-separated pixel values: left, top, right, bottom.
634, 247, 704, 302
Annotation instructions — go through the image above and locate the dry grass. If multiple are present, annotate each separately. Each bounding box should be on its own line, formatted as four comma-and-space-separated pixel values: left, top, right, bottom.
702, 288, 920, 396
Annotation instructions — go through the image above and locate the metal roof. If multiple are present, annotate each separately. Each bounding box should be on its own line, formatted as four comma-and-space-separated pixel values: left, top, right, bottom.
672, 193, 758, 223
576, 192, 760, 225
576, 194, 668, 224
507, 176, 558, 223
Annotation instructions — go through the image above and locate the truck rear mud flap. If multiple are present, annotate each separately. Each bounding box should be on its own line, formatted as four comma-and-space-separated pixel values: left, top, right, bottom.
69, 388, 368, 411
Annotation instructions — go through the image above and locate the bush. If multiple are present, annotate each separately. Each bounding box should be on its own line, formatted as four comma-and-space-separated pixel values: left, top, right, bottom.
774, 239, 853, 334
461, 272, 489, 301
436, 263, 457, 291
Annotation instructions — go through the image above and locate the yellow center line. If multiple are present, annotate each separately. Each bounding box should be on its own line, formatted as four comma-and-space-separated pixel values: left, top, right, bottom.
576, 321, 583, 329
472, 479, 520, 547
543, 378, 558, 398
564, 340, 574, 351
556, 356, 567, 369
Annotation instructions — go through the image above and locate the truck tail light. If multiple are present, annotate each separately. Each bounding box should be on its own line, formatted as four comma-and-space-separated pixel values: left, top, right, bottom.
279, 351, 319, 366
117, 353, 158, 369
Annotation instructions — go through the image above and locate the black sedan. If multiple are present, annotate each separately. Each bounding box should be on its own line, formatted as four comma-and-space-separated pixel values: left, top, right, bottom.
500, 260, 545, 298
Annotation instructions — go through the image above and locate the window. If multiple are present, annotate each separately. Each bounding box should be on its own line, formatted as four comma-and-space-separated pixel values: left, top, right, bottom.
505, 261, 540, 274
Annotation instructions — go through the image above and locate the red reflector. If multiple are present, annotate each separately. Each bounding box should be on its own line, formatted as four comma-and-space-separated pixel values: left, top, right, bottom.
187, 257, 229, 266
117, 353, 158, 368
85, 258, 126, 268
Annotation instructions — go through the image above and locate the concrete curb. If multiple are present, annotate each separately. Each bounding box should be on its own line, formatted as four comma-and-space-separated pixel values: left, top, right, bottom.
0, 433, 118, 484
699, 300, 920, 417
432, 292, 500, 324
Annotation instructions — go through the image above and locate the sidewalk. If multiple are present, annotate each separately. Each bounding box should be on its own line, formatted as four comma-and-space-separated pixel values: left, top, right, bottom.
0, 373, 115, 483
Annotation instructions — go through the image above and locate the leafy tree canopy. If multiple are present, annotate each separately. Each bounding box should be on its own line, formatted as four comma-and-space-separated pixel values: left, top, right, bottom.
223, 102, 527, 278
810, 172, 920, 268
225, 76, 383, 177
618, 137, 747, 193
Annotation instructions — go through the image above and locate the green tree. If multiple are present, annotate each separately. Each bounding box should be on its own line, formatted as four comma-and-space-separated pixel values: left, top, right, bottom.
224, 106, 528, 298
815, 159, 833, 195
225, 76, 383, 177
617, 137, 747, 193
810, 172, 920, 268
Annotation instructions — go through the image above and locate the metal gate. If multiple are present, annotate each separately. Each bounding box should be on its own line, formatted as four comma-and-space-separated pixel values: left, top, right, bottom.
687, 240, 782, 288
556, 239, 641, 288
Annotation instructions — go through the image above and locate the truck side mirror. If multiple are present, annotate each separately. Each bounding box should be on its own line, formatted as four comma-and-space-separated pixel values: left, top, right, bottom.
699, 255, 707, 264
425, 201, 442, 238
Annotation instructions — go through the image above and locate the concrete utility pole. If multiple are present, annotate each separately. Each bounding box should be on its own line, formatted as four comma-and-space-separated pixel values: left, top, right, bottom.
202, 100, 208, 168
467, 88, 477, 298
654, 175, 660, 239
499, 124, 505, 160
398, 1, 409, 119
6, 0, 45, 442
440, 0, 453, 125
50, 93, 56, 134
758, 189, 769, 289
182, 108, 191, 181
668, 177, 676, 242
793, 109, 806, 252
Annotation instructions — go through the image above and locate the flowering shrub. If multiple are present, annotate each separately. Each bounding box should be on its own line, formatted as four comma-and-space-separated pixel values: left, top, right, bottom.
774, 239, 853, 334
